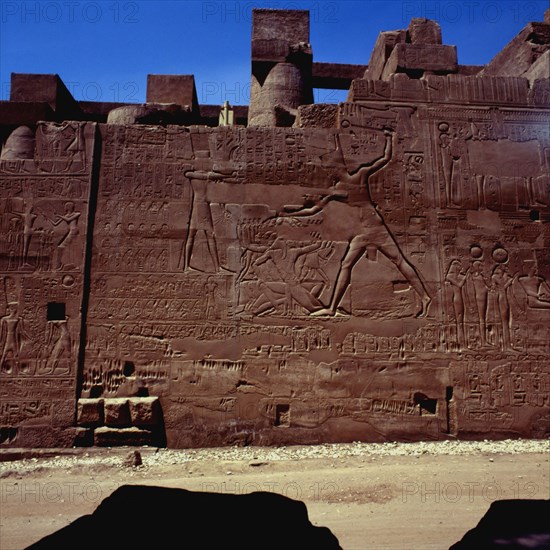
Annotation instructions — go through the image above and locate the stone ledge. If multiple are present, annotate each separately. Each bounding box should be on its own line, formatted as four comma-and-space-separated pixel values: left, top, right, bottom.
94, 427, 154, 447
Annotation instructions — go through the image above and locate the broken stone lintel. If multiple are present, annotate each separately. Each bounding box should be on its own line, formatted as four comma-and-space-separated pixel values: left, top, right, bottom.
312, 62, 369, 90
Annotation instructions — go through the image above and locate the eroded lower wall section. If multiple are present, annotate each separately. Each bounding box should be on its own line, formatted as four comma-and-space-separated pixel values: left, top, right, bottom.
0, 122, 96, 447
79, 107, 549, 447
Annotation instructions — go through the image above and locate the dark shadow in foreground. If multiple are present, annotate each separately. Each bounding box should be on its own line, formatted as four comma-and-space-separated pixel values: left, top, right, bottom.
26, 485, 342, 549
450, 499, 550, 549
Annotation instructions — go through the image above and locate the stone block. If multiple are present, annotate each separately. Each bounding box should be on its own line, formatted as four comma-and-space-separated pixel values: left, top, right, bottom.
77, 399, 104, 427
523, 50, 550, 84
481, 21, 550, 77
146, 75, 199, 114
347, 78, 391, 101
104, 398, 131, 427
10, 73, 82, 119
252, 38, 291, 62
530, 77, 550, 107
296, 104, 337, 128
128, 397, 160, 427
408, 18, 442, 44
383, 44, 457, 78
0, 102, 53, 126
364, 30, 406, 80
94, 427, 154, 447
252, 9, 309, 44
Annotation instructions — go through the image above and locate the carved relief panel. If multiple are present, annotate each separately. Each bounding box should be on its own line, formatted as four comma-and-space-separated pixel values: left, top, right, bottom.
0, 122, 96, 446
81, 103, 549, 446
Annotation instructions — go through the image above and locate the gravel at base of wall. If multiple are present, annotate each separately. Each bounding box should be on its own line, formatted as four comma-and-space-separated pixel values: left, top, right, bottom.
1, 439, 548, 475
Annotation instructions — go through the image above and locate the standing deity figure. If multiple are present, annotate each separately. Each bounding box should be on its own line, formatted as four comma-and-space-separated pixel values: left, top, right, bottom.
205, 277, 219, 319
468, 260, 491, 346
181, 168, 235, 273
11, 202, 40, 267
438, 122, 470, 208
46, 317, 72, 374
445, 260, 469, 349
49, 202, 81, 270
491, 264, 516, 351
0, 303, 27, 373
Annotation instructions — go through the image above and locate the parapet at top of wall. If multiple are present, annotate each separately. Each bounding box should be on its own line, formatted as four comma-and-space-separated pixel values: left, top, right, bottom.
1, 8, 549, 133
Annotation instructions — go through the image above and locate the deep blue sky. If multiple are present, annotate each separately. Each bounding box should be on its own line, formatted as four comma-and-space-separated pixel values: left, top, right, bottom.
1, 0, 548, 105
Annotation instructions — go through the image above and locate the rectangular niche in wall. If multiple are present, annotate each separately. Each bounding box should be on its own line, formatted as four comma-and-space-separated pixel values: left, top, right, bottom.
275, 404, 290, 427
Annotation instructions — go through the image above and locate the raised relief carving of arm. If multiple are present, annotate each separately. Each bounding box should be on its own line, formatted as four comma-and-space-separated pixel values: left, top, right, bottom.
208, 169, 238, 182
243, 243, 268, 254
254, 251, 271, 267
0, 317, 6, 347
293, 241, 324, 258
352, 129, 394, 177
280, 191, 346, 218
505, 272, 518, 290
183, 170, 207, 180
280, 202, 323, 217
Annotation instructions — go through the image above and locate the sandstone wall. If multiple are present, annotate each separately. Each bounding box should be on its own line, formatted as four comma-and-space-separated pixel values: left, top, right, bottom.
1, 11, 549, 447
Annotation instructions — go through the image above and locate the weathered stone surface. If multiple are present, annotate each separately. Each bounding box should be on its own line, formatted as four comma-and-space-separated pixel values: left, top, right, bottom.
252, 8, 309, 44
523, 50, 550, 83
146, 74, 199, 115
349, 74, 532, 105
0, 102, 53, 128
1, 8, 549, 449
295, 104, 338, 128
128, 397, 160, 427
77, 398, 104, 427
408, 18, 442, 44
0, 121, 96, 447
249, 9, 313, 127
106, 103, 184, 125
0, 126, 35, 160
103, 399, 131, 427
481, 21, 550, 77
249, 62, 308, 127
364, 30, 407, 80
382, 44, 458, 78
94, 427, 154, 446
10, 73, 82, 121
530, 77, 550, 106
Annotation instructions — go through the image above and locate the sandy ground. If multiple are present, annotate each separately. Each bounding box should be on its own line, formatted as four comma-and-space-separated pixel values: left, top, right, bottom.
0, 442, 549, 550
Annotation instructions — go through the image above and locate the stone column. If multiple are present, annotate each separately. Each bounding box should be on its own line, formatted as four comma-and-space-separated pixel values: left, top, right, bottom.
248, 9, 313, 127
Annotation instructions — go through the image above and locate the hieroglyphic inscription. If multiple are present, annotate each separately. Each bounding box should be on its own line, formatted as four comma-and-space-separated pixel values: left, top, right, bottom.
456, 360, 549, 433
80, 106, 549, 446
0, 122, 94, 443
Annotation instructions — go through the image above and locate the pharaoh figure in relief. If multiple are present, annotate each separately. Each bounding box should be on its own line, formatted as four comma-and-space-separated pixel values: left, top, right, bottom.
278, 128, 431, 318
1, 8, 549, 448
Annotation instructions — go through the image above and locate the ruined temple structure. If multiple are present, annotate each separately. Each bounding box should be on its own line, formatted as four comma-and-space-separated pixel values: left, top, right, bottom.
1, 9, 549, 448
